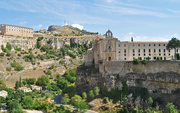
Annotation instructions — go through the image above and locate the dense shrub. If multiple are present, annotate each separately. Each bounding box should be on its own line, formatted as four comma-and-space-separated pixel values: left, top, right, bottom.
11, 61, 24, 71
6, 67, 12, 71
6, 42, 12, 51
46, 71, 52, 75
133, 59, 140, 64
146, 56, 150, 60
164, 57, 166, 60
14, 46, 21, 51
138, 57, 142, 61
142, 59, 147, 64
6, 52, 11, 56
0, 53, 5, 56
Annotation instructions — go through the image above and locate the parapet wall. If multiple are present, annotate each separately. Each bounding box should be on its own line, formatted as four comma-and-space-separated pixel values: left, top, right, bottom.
100, 60, 180, 76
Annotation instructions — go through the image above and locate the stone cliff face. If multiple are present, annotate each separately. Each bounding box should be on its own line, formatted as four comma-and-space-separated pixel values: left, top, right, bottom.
75, 61, 180, 94
0, 35, 36, 51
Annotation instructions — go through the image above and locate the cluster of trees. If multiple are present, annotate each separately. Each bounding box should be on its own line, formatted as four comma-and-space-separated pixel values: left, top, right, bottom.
167, 37, 180, 60
10, 60, 24, 71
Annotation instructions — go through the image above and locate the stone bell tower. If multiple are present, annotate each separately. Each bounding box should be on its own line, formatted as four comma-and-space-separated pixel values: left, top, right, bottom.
103, 30, 116, 61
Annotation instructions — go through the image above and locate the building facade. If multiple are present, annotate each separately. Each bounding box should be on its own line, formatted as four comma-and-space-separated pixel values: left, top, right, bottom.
0, 24, 33, 37
85, 30, 180, 67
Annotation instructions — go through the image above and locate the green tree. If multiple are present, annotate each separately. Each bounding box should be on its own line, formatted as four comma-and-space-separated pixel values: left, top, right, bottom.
15, 81, 21, 89
7, 100, 23, 113
6, 42, 12, 51
37, 41, 42, 49
14, 90, 25, 101
0, 80, 6, 90
148, 97, 153, 106
71, 95, 88, 112
165, 102, 179, 113
89, 90, 94, 99
94, 86, 100, 96
133, 58, 140, 64
167, 37, 180, 60
62, 94, 70, 104
82, 92, 87, 99
36, 75, 50, 88
22, 96, 34, 109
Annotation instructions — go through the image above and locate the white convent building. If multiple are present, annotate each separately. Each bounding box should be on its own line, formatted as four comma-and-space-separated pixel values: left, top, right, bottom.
85, 30, 180, 67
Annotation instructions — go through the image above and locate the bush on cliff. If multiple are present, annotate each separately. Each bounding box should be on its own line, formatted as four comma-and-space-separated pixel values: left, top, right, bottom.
142, 59, 147, 64
133, 59, 139, 64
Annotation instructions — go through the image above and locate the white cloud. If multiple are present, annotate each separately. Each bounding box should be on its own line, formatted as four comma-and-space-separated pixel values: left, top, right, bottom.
33, 24, 43, 30
106, 0, 115, 3
72, 24, 83, 30
121, 32, 178, 41
19, 21, 27, 25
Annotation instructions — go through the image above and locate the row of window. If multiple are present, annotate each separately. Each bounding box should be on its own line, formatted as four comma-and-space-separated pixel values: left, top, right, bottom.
118, 49, 172, 53
119, 53, 171, 57
118, 43, 167, 47
132, 53, 171, 56
133, 49, 171, 53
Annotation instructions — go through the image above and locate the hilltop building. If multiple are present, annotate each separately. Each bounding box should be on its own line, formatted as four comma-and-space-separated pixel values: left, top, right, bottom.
0, 24, 33, 37
85, 30, 180, 67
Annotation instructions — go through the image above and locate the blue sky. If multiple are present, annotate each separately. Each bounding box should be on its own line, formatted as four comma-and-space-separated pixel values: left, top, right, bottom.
0, 0, 180, 41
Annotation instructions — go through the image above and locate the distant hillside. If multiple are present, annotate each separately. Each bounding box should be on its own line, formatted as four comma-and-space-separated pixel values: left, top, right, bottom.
48, 25, 98, 36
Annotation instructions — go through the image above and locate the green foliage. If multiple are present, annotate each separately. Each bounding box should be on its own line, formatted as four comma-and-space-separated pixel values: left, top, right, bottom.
37, 37, 44, 41
0, 52, 5, 56
71, 95, 88, 112
82, 92, 87, 99
62, 94, 70, 104
167, 37, 180, 60
14, 46, 21, 51
56, 78, 69, 90
165, 102, 179, 113
1, 45, 6, 52
37, 41, 42, 49
148, 97, 153, 106
6, 42, 12, 51
133, 59, 140, 64
11, 60, 20, 67
6, 52, 11, 56
15, 65, 24, 71
36, 75, 50, 87
164, 57, 166, 60
23, 53, 36, 62
177, 53, 180, 60
46, 70, 52, 75
138, 57, 142, 61
7, 100, 23, 113
14, 90, 25, 101
22, 96, 34, 109
88, 90, 94, 99
142, 59, 147, 64
17, 53, 21, 56
94, 86, 100, 96
146, 56, 151, 61
23, 78, 36, 85
6, 67, 11, 71
0, 80, 6, 90
15, 81, 21, 89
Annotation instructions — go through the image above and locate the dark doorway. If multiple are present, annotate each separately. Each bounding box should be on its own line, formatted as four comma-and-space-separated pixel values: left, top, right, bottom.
108, 57, 111, 61
154, 57, 156, 60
